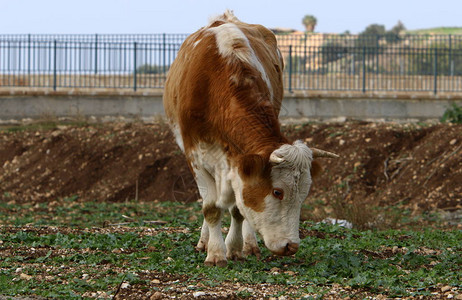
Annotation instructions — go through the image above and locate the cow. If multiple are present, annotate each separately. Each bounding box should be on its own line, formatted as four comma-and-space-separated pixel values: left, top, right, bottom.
163, 10, 338, 267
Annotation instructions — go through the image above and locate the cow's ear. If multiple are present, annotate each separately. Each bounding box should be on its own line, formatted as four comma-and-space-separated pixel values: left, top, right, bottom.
310, 160, 322, 179
238, 154, 267, 178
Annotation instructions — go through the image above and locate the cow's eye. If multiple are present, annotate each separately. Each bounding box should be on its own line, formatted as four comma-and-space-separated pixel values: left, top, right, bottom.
272, 188, 284, 200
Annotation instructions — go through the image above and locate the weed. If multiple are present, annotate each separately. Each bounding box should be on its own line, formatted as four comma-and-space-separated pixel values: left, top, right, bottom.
0, 201, 461, 298
441, 103, 462, 124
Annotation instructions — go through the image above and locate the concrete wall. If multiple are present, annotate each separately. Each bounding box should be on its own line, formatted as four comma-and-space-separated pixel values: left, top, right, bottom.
0, 95, 165, 120
1, 90, 461, 121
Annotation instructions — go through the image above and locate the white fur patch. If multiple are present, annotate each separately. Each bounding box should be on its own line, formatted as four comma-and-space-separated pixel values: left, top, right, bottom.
193, 39, 202, 48
171, 124, 185, 152
208, 22, 273, 100
208, 9, 239, 24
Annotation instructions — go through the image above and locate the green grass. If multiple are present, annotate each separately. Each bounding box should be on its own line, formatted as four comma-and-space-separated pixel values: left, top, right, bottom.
0, 199, 461, 298
0, 197, 200, 227
407, 27, 462, 35
0, 120, 92, 133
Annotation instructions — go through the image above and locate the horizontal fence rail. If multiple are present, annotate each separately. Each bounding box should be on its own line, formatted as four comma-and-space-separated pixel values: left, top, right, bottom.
1, 33, 462, 93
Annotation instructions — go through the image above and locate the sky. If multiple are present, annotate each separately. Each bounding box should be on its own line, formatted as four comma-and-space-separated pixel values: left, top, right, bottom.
0, 0, 461, 35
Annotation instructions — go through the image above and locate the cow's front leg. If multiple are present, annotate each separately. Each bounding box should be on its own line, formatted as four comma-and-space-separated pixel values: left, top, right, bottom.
225, 206, 244, 261
203, 203, 227, 267
242, 219, 261, 258
196, 219, 209, 252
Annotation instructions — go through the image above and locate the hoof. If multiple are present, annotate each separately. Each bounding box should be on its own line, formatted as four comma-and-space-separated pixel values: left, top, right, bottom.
204, 258, 227, 267
196, 240, 207, 252
243, 244, 261, 259
227, 252, 245, 262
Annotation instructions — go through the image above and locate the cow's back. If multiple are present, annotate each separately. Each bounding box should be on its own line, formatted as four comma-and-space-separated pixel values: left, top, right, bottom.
163, 11, 284, 154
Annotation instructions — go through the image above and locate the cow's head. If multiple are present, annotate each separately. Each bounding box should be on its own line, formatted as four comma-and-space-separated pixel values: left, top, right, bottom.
232, 140, 337, 256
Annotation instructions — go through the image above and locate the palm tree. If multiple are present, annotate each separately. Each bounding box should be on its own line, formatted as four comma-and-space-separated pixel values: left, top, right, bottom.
302, 15, 317, 33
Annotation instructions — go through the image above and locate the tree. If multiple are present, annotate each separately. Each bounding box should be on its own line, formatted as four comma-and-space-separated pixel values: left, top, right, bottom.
385, 21, 406, 44
408, 41, 462, 76
390, 20, 406, 35
361, 24, 386, 36
302, 15, 317, 32
355, 24, 386, 54
321, 40, 348, 64
136, 64, 165, 74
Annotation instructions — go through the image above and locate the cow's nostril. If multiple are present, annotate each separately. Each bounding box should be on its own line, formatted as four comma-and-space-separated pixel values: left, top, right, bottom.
285, 242, 299, 255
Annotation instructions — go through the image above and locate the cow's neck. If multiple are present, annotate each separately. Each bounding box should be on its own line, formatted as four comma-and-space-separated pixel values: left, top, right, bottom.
223, 97, 288, 159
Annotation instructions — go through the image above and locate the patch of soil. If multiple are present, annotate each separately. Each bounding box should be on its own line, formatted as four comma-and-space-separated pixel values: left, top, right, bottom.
1, 121, 461, 215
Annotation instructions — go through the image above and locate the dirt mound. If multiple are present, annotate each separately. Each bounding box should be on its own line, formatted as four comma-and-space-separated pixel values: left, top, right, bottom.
0, 122, 196, 204
1, 121, 461, 215
283, 122, 461, 214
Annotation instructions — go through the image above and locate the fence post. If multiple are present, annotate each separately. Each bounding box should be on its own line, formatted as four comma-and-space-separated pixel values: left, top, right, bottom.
288, 45, 293, 92
433, 47, 438, 94
28, 34, 31, 75
162, 33, 166, 74
53, 40, 57, 91
362, 47, 366, 93
449, 34, 453, 76
94, 33, 98, 74
133, 42, 137, 91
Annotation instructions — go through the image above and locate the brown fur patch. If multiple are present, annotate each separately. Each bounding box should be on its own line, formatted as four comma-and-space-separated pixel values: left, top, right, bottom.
311, 160, 323, 179
231, 206, 244, 222
163, 14, 286, 161
242, 178, 271, 212
203, 204, 222, 225
238, 154, 267, 178
163, 14, 288, 215
209, 20, 225, 28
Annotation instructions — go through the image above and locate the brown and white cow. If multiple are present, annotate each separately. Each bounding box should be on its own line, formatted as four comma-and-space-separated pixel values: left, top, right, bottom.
163, 11, 337, 266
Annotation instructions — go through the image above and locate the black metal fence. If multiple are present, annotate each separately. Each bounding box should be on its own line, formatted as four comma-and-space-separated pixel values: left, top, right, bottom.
1, 33, 461, 93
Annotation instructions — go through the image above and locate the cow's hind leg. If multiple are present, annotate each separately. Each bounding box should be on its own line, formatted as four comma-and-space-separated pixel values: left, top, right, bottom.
225, 206, 244, 261
202, 203, 226, 267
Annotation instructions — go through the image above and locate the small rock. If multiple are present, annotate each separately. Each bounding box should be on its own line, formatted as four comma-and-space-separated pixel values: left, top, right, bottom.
121, 282, 130, 289
270, 267, 281, 274
450, 139, 457, 145
151, 279, 161, 284
150, 292, 163, 300
193, 291, 206, 297
321, 218, 353, 229
97, 291, 108, 298
441, 285, 452, 292
20, 273, 33, 281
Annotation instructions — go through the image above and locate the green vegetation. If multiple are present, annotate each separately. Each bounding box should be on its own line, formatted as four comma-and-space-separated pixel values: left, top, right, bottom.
302, 15, 317, 33
135, 64, 167, 74
355, 21, 406, 50
441, 103, 462, 124
0, 198, 461, 298
407, 27, 462, 35
408, 41, 462, 76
